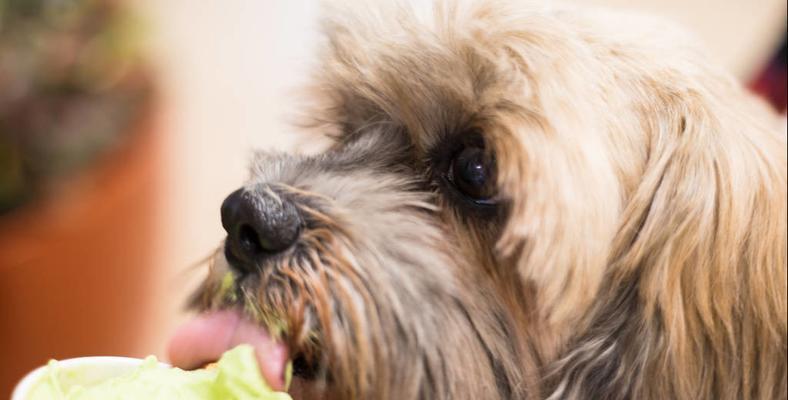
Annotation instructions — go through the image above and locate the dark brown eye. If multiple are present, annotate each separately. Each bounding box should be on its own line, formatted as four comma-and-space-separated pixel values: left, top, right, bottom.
449, 145, 496, 202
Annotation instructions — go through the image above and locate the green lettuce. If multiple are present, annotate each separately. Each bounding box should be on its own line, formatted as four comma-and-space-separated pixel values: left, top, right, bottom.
26, 345, 292, 400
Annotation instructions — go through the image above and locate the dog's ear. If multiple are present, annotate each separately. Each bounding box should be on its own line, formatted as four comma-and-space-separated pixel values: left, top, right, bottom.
605, 75, 787, 396
488, 27, 625, 329
491, 22, 785, 397
492, 114, 626, 329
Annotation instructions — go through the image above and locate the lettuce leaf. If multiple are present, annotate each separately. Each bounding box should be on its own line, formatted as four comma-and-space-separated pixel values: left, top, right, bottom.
26, 345, 291, 400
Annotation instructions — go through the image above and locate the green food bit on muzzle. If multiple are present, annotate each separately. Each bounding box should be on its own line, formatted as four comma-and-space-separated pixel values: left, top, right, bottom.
217, 271, 238, 303
26, 345, 292, 400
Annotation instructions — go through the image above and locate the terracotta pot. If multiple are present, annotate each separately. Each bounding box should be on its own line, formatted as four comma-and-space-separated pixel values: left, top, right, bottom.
0, 109, 162, 397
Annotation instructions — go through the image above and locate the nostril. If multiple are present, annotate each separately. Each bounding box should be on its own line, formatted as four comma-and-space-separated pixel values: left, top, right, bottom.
221, 188, 245, 233
238, 224, 264, 255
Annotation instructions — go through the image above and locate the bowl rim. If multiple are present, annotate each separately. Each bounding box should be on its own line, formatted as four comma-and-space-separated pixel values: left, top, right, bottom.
11, 356, 168, 400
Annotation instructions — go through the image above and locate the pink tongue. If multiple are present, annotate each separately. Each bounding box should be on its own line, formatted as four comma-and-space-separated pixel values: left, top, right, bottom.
167, 310, 288, 391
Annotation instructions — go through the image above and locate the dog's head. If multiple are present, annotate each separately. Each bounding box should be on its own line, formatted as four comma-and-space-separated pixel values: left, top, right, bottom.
185, 2, 787, 399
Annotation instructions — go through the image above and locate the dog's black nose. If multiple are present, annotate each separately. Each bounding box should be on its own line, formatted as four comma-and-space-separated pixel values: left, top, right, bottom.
221, 187, 301, 270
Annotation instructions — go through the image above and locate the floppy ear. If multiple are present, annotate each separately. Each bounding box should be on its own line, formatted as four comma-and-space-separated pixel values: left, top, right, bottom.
606, 73, 787, 397
487, 11, 625, 328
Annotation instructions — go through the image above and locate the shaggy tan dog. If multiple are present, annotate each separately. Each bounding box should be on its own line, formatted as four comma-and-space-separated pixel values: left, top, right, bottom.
168, 1, 787, 399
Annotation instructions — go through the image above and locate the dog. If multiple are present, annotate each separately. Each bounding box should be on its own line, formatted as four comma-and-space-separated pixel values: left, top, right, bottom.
167, 1, 788, 399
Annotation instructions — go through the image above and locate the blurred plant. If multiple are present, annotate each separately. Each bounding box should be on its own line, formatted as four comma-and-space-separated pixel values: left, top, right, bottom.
751, 36, 787, 112
0, 0, 151, 214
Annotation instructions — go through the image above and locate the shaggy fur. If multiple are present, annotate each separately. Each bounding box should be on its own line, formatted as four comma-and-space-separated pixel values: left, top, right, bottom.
192, 1, 788, 399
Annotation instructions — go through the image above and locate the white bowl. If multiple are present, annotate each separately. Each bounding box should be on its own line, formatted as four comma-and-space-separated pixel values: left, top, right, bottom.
11, 356, 169, 400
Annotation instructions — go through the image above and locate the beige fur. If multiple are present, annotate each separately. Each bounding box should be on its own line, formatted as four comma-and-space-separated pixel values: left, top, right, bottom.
193, 1, 787, 399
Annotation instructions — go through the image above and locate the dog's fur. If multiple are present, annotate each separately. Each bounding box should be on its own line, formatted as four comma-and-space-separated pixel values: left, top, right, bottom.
192, 1, 788, 399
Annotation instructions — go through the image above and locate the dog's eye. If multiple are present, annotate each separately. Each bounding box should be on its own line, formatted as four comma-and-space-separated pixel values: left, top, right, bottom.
448, 145, 496, 203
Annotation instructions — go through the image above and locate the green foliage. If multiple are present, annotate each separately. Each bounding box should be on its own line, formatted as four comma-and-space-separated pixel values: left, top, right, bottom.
0, 0, 150, 213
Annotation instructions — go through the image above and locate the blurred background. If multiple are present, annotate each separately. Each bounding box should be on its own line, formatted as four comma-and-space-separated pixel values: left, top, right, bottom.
0, 0, 785, 396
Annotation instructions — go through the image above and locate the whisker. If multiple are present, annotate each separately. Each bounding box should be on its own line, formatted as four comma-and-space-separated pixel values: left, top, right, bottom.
274, 182, 336, 203
183, 246, 223, 274
262, 185, 284, 207
299, 204, 344, 230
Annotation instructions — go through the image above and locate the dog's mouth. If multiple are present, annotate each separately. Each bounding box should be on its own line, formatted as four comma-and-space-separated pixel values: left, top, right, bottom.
167, 309, 324, 392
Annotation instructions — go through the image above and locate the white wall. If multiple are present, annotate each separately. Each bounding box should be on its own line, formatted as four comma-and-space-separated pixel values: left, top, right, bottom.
139, 0, 322, 357
580, 0, 787, 79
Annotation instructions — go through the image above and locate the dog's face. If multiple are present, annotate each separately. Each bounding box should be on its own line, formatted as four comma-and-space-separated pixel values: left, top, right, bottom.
210, 128, 520, 399
194, 4, 558, 398
184, 2, 787, 400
